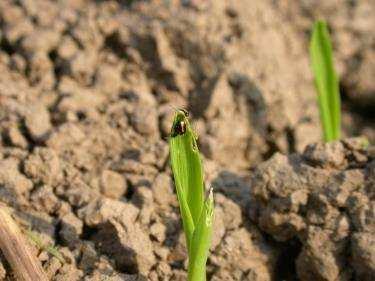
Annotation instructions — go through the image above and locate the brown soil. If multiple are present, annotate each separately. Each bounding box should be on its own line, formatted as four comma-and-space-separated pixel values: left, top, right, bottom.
0, 0, 374, 280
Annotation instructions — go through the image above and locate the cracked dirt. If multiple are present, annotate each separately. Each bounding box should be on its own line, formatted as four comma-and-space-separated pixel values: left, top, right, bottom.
0, 0, 374, 280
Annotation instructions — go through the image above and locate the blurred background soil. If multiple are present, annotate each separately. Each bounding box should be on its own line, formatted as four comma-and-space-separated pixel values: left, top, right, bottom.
0, 0, 374, 280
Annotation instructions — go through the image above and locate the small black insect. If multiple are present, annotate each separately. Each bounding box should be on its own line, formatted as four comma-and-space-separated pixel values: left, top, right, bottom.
171, 120, 186, 137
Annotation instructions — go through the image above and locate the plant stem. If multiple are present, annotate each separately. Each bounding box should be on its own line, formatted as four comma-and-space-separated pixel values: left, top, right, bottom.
187, 190, 214, 281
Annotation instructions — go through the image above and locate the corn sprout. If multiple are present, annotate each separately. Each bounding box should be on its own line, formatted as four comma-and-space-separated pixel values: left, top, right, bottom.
169, 109, 214, 281
310, 20, 341, 142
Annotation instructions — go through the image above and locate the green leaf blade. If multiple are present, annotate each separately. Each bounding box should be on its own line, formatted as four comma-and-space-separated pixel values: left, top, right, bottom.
310, 20, 341, 142
170, 134, 195, 249
169, 110, 205, 246
169, 109, 213, 280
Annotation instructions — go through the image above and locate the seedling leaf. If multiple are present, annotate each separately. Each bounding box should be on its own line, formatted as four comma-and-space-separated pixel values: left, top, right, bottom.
169, 109, 213, 281
310, 20, 341, 142
169, 110, 205, 248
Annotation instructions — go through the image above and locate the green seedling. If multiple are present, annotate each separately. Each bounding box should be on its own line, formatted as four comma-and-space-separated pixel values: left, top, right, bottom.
310, 20, 341, 142
169, 109, 214, 281
27, 230, 65, 264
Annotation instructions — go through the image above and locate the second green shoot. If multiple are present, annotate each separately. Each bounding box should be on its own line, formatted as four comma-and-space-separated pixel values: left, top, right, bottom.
310, 20, 341, 142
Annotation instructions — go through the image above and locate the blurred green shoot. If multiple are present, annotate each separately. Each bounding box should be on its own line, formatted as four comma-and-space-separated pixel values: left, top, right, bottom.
27, 230, 65, 264
169, 109, 214, 281
310, 20, 341, 142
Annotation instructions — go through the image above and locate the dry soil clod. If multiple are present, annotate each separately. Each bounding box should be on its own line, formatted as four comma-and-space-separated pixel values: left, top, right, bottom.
0, 207, 48, 281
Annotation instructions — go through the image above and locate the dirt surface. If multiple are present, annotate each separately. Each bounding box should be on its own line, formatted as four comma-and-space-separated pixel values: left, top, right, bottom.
0, 0, 374, 280
250, 138, 375, 281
